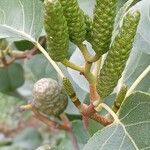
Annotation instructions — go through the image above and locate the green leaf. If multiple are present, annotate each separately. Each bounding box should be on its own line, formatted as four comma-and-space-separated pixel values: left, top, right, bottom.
0, 92, 25, 128
13, 128, 43, 150
84, 92, 150, 150
123, 53, 150, 92
0, 63, 24, 92
0, 0, 43, 42
14, 40, 34, 51
72, 120, 90, 146
26, 54, 57, 81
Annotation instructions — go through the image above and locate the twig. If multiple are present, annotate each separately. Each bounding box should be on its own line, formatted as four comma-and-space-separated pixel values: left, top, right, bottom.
90, 113, 112, 126
89, 84, 100, 103
95, 103, 120, 123
20, 104, 70, 131
62, 58, 84, 73
0, 37, 46, 67
77, 43, 91, 61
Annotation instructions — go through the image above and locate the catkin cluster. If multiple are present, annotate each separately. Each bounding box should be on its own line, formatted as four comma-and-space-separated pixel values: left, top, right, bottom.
44, 0, 141, 100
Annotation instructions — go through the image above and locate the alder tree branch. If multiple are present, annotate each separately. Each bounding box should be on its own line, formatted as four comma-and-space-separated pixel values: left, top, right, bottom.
0, 37, 46, 68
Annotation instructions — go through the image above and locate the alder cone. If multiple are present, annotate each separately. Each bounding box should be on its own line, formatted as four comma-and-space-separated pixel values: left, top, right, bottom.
97, 12, 140, 99
32, 78, 68, 116
44, 0, 69, 62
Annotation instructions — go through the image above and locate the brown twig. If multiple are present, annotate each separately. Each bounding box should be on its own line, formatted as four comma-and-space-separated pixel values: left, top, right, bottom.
90, 113, 112, 126
20, 104, 70, 131
0, 37, 46, 67
89, 84, 100, 103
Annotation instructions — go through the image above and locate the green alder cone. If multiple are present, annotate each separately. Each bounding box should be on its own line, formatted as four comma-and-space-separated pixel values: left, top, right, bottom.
32, 78, 68, 117
84, 14, 92, 42
91, 0, 117, 55
44, 0, 69, 62
59, 0, 86, 44
97, 11, 140, 99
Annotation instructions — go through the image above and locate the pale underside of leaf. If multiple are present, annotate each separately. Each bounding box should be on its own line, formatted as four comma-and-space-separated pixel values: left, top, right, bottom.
0, 0, 43, 42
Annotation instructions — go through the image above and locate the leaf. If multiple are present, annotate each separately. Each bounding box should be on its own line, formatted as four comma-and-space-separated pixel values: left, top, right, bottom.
0, 92, 26, 128
0, 63, 24, 92
0, 0, 43, 42
72, 120, 90, 146
84, 92, 150, 150
13, 128, 43, 150
26, 54, 57, 81
122, 53, 150, 93
14, 40, 34, 51
55, 120, 90, 150
78, 0, 95, 16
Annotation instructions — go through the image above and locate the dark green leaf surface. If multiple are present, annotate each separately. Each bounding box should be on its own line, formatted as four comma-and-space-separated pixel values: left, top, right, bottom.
0, 63, 24, 92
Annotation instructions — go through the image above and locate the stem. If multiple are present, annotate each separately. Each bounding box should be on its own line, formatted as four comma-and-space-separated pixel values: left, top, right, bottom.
126, 65, 150, 97
78, 43, 101, 63
95, 103, 120, 123
62, 58, 84, 73
35, 42, 65, 79
89, 84, 100, 103
90, 113, 112, 126
84, 62, 92, 75
88, 53, 101, 62
93, 57, 102, 78
77, 43, 91, 61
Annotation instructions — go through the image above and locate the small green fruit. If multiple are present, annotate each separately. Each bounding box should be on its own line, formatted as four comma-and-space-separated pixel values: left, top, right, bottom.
32, 78, 68, 116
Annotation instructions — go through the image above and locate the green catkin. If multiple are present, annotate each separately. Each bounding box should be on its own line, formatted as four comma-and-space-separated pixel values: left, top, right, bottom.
84, 14, 92, 42
112, 85, 128, 113
44, 0, 69, 62
97, 11, 140, 99
91, 0, 117, 55
63, 77, 82, 109
63, 78, 75, 98
59, 0, 86, 44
